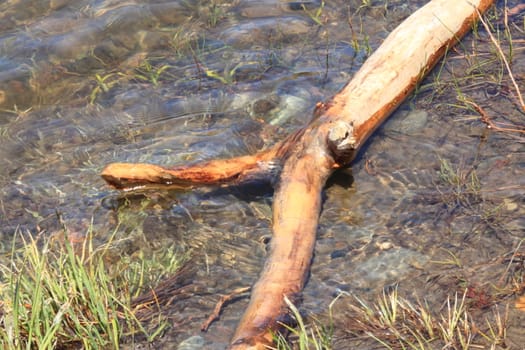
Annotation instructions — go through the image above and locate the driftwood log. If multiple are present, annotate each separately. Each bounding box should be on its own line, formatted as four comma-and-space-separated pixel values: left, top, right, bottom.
101, 0, 495, 348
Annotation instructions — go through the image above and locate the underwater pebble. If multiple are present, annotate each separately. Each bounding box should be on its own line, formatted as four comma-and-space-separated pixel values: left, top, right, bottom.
221, 16, 311, 48
177, 335, 205, 350
0, 65, 34, 109
229, 91, 258, 111
252, 96, 279, 116
385, 109, 428, 135
49, 0, 70, 10
330, 249, 347, 259
239, 0, 285, 18
269, 93, 310, 126
287, 1, 322, 11
239, 0, 322, 18
504, 198, 518, 211
353, 247, 428, 286
149, 2, 191, 25
50, 27, 99, 59
376, 241, 394, 250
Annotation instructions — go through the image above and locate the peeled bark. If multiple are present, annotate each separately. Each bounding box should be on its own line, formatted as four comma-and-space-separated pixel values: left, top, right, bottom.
101, 145, 282, 190
101, 0, 495, 348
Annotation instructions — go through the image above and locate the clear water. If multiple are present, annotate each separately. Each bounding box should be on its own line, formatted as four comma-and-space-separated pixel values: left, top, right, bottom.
1, 0, 524, 348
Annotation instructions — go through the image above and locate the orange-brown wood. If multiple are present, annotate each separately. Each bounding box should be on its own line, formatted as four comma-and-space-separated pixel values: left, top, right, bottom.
100, 0, 495, 348
231, 1, 495, 347
101, 146, 281, 190
100, 129, 305, 190
231, 120, 337, 348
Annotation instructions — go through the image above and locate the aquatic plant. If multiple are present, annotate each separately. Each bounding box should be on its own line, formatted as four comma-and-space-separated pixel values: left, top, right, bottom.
301, 0, 326, 26
89, 72, 126, 104
134, 59, 172, 86
437, 157, 482, 210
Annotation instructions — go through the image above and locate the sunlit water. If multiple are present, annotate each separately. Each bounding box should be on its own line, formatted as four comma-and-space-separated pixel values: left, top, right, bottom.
1, 0, 524, 348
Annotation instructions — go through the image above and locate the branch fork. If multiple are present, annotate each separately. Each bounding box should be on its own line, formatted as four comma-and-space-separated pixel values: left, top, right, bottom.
101, 1, 495, 348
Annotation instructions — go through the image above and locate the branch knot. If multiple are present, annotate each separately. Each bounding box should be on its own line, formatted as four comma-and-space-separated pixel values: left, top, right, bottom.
327, 120, 357, 165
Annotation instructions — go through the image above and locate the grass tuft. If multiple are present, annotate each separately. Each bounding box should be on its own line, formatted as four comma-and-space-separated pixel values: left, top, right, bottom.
343, 286, 512, 349
0, 228, 185, 349
273, 295, 336, 350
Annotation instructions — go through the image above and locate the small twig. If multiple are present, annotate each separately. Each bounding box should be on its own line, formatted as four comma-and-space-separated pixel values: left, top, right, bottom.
476, 8, 525, 112
507, 3, 525, 17
463, 99, 525, 134
499, 239, 524, 287
201, 286, 251, 331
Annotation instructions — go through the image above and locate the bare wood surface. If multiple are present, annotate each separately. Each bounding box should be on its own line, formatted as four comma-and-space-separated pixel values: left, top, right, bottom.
231, 1, 496, 348
101, 147, 281, 190
101, 128, 307, 190
231, 122, 338, 347
323, 0, 496, 151
101, 0, 496, 348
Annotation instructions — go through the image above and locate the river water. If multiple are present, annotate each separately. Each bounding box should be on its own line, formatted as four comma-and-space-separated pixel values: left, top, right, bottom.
1, 0, 524, 348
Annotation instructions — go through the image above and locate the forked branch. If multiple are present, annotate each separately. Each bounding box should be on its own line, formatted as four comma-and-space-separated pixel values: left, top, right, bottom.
101, 0, 496, 348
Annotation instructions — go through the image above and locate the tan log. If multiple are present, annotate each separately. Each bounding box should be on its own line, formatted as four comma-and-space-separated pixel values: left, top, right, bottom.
230, 0, 494, 348
101, 0, 495, 348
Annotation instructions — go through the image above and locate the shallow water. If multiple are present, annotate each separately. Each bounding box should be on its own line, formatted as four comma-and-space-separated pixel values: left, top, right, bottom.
1, 0, 524, 348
